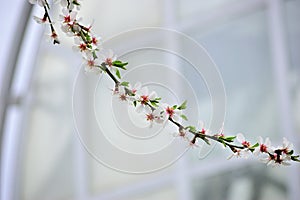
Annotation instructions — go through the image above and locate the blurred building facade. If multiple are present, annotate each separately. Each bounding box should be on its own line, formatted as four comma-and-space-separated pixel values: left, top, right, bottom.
1, 0, 300, 200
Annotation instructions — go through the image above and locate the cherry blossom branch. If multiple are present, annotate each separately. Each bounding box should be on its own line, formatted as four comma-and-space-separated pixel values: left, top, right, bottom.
104, 66, 120, 86
28, 0, 300, 167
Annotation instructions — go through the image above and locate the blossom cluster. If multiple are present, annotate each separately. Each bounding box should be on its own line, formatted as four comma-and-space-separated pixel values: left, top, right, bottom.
28, 0, 300, 166
113, 81, 187, 126
227, 134, 296, 166
29, 0, 127, 76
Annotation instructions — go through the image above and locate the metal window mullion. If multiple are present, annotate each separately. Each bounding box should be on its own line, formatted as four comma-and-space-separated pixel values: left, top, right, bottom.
0, 0, 32, 162
0, 4, 44, 200
163, 0, 193, 200
266, 1, 300, 200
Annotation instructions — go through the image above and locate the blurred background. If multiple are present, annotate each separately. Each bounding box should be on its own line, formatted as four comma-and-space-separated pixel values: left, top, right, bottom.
1, 0, 300, 200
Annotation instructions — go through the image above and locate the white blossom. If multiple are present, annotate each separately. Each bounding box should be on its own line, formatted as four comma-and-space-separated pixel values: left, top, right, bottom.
113, 86, 129, 101
281, 137, 294, 154
261, 153, 291, 167
163, 104, 182, 121
128, 82, 141, 95
82, 52, 101, 74
145, 107, 167, 127
99, 49, 117, 70
254, 136, 271, 156
173, 127, 189, 141
227, 148, 251, 160
198, 120, 210, 135
33, 16, 47, 24
55, 0, 83, 10
73, 37, 88, 52
236, 133, 251, 148
90, 34, 101, 50
59, 8, 78, 34
48, 32, 60, 44
135, 87, 157, 113
59, 8, 78, 24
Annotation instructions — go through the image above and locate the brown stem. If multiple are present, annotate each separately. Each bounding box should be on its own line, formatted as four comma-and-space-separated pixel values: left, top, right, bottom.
43, 5, 60, 44
104, 66, 120, 86
102, 62, 246, 154
168, 117, 183, 129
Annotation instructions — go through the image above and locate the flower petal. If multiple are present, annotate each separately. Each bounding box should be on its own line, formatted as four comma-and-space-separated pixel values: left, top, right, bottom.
236, 133, 245, 143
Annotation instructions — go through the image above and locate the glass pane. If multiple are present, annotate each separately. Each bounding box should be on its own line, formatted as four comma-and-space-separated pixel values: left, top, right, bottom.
19, 45, 76, 200
182, 7, 292, 200
124, 187, 178, 200
285, 0, 300, 136
79, 0, 163, 37
192, 165, 287, 200
89, 161, 176, 195
15, 1, 299, 200
176, 0, 247, 20
190, 10, 281, 143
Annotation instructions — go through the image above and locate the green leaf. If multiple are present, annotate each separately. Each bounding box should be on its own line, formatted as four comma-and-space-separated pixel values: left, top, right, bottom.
155, 97, 162, 101
86, 35, 91, 42
99, 63, 107, 71
291, 155, 300, 162
247, 143, 259, 152
116, 69, 121, 79
124, 87, 134, 96
112, 60, 128, 70
250, 142, 259, 149
128, 91, 135, 96
204, 138, 210, 145
287, 150, 294, 155
97, 64, 106, 71
150, 101, 158, 107
150, 100, 159, 103
120, 82, 129, 87
222, 136, 236, 143
112, 60, 122, 65
180, 114, 188, 121
199, 137, 210, 145
73, 0, 80, 6
92, 51, 98, 59
222, 141, 227, 147
172, 105, 177, 109
186, 126, 197, 133
217, 137, 227, 147
178, 100, 187, 110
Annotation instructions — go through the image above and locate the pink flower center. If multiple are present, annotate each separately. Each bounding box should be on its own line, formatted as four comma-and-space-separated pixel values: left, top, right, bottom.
92, 37, 98, 45
283, 148, 289, 154
42, 17, 47, 23
64, 15, 71, 23
132, 89, 137, 94
87, 60, 94, 67
242, 141, 250, 147
146, 113, 154, 121
141, 95, 149, 104
260, 144, 268, 152
79, 43, 87, 51
51, 32, 58, 39
106, 58, 113, 66
119, 94, 127, 101
200, 128, 206, 134
166, 107, 174, 117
